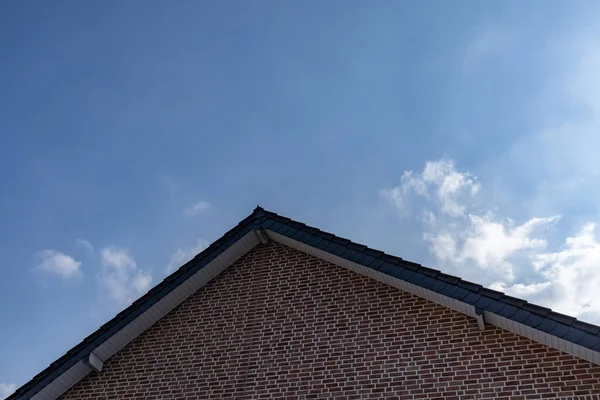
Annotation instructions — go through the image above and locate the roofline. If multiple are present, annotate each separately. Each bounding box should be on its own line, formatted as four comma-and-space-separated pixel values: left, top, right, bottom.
9, 206, 600, 399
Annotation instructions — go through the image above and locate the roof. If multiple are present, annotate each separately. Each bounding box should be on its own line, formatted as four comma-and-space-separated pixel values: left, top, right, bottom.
9, 206, 600, 400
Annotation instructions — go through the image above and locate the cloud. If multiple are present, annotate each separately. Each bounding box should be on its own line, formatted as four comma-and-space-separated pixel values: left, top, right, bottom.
165, 238, 209, 274
495, 224, 600, 322
75, 238, 94, 253
183, 200, 211, 217
381, 159, 479, 217
0, 383, 16, 399
35, 250, 82, 279
426, 214, 560, 281
99, 247, 152, 305
382, 158, 600, 324
382, 158, 559, 283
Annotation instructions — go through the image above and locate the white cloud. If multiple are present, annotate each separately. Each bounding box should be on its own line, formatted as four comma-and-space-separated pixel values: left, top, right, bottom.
99, 247, 152, 305
165, 238, 209, 274
76, 238, 94, 253
423, 160, 480, 216
435, 214, 559, 281
382, 157, 600, 323
383, 159, 559, 283
183, 200, 211, 217
0, 383, 16, 399
497, 224, 600, 321
381, 159, 479, 217
35, 250, 82, 279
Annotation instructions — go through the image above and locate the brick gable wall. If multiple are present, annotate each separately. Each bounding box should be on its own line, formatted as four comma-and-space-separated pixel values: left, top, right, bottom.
60, 241, 600, 399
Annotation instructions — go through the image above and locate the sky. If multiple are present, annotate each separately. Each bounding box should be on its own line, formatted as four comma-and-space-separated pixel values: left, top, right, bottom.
2, 0, 600, 396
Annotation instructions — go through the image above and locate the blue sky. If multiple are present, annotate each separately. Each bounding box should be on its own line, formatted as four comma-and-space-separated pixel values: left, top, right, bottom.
2, 0, 600, 396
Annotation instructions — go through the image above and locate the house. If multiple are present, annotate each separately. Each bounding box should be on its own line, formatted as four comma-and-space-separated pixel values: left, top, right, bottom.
8, 207, 600, 399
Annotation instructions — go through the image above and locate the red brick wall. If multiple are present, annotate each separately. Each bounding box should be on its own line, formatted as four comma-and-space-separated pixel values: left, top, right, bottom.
60, 241, 600, 399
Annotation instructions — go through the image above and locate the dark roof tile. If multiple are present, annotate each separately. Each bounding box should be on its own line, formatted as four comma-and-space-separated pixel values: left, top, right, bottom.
364, 248, 384, 259
419, 266, 440, 278
536, 319, 557, 334
348, 252, 366, 265
577, 333, 599, 348
275, 224, 290, 235
288, 220, 305, 230
381, 254, 400, 265
316, 231, 334, 241
378, 262, 396, 274
573, 321, 600, 335
420, 277, 437, 291
497, 305, 518, 319
402, 260, 420, 271
405, 271, 425, 285
564, 327, 585, 343
389, 266, 410, 280
341, 248, 357, 260
473, 296, 494, 309
440, 285, 458, 297
462, 293, 481, 305
332, 245, 348, 257
359, 254, 375, 267
438, 274, 461, 285
284, 226, 299, 237
306, 236, 322, 248
478, 288, 503, 300
290, 229, 306, 241
262, 219, 275, 229
348, 242, 367, 252
457, 281, 482, 292
511, 310, 531, 323
332, 236, 351, 246
315, 240, 330, 250
451, 287, 470, 301
369, 259, 385, 270
270, 221, 284, 231
524, 313, 544, 328
431, 280, 446, 292
303, 226, 319, 236
324, 242, 340, 253
549, 323, 570, 338
547, 312, 575, 326
500, 296, 527, 308
484, 300, 505, 314
299, 231, 316, 243
522, 303, 551, 317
